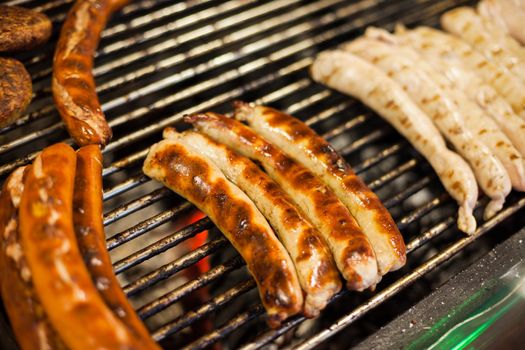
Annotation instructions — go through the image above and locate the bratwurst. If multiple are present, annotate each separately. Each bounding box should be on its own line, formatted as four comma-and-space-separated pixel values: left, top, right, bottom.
143, 137, 304, 328
186, 112, 380, 290
52, 0, 129, 147
163, 128, 341, 317
234, 103, 406, 275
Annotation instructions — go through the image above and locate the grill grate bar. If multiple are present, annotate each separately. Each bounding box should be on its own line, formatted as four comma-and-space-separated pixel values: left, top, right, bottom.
152, 278, 256, 341
105, 132, 423, 258
113, 217, 216, 274
107, 202, 193, 250
104, 187, 170, 225
184, 304, 265, 350
0, 0, 348, 144
136, 255, 245, 318
237, 197, 521, 350
1, 0, 507, 348
122, 237, 230, 297
0, 0, 434, 173
125, 154, 465, 326
292, 198, 525, 350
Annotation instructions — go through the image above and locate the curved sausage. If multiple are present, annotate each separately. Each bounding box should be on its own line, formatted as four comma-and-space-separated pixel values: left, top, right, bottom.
234, 103, 406, 275
394, 25, 525, 159
19, 143, 148, 349
143, 138, 304, 328
164, 128, 341, 317
396, 26, 525, 120
311, 50, 478, 234
185, 112, 380, 290
0, 167, 67, 350
73, 145, 161, 349
346, 35, 511, 218
478, 0, 525, 45
441, 7, 525, 83
0, 5, 52, 52
0, 57, 32, 129
52, 0, 129, 147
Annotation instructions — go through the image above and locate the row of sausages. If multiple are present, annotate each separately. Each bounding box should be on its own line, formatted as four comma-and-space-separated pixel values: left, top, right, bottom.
311, 2, 525, 234
143, 103, 407, 327
0, 144, 161, 350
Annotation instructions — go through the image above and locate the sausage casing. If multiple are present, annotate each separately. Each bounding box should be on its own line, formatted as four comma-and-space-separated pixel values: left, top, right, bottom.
165, 128, 341, 317
394, 25, 525, 160
73, 145, 161, 349
234, 103, 406, 275
441, 7, 525, 84
311, 50, 478, 234
19, 143, 147, 349
52, 0, 128, 147
346, 34, 511, 218
0, 167, 67, 350
186, 112, 380, 290
143, 138, 304, 328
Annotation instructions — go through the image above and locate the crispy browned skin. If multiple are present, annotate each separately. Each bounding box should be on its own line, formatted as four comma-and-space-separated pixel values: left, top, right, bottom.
143, 139, 304, 327
0, 167, 67, 350
0, 57, 32, 129
73, 145, 161, 349
19, 143, 147, 350
186, 113, 380, 290
165, 128, 342, 317
52, 0, 129, 147
0, 5, 52, 52
236, 103, 406, 274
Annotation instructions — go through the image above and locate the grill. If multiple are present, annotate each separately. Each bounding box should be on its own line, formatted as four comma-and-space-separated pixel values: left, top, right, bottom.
2, 0, 525, 349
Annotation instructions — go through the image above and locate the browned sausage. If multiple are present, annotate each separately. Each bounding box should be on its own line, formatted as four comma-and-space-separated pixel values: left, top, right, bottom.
19, 143, 148, 349
52, 0, 129, 147
164, 128, 342, 317
0, 5, 52, 52
143, 138, 304, 328
0, 57, 32, 129
235, 103, 406, 275
0, 166, 67, 350
73, 145, 161, 349
186, 112, 380, 291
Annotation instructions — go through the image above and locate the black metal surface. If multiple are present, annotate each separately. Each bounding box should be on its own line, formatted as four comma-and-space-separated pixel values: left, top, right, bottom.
1, 0, 525, 349
354, 226, 525, 350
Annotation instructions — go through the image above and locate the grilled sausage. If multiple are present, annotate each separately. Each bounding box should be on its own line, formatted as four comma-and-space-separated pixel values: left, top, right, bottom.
186, 112, 380, 290
311, 50, 478, 234
143, 138, 304, 328
0, 5, 52, 52
234, 103, 406, 275
19, 143, 148, 349
394, 25, 525, 159
441, 7, 525, 84
0, 57, 32, 129
73, 145, 161, 349
0, 167, 67, 350
345, 35, 511, 218
394, 26, 525, 120
164, 128, 341, 317
478, 0, 525, 45
52, 0, 129, 147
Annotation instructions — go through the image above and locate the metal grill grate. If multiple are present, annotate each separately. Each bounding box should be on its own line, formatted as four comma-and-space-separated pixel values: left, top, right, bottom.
2, 0, 525, 349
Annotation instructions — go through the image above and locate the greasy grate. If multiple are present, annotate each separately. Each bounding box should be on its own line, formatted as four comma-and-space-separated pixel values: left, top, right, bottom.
2, 0, 525, 349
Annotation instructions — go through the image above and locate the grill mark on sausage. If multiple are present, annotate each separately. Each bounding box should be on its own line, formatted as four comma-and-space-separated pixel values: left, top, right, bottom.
186, 112, 379, 290
52, 0, 129, 147
144, 141, 303, 327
